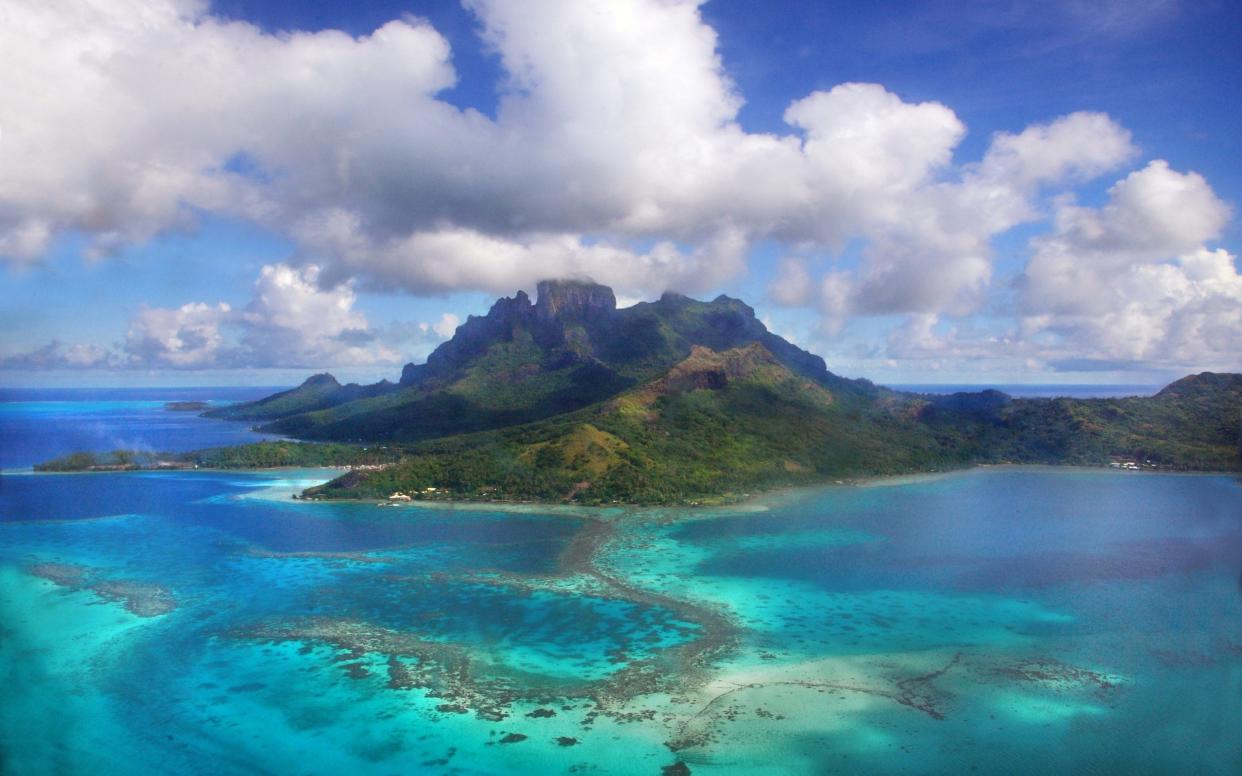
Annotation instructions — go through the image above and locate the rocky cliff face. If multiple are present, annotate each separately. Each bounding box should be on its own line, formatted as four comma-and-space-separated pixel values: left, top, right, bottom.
650, 343, 793, 395
400, 281, 621, 386
401, 290, 534, 386
393, 279, 863, 396
534, 279, 616, 321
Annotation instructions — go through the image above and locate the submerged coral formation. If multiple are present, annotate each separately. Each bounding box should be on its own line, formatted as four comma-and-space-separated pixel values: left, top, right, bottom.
29, 562, 176, 617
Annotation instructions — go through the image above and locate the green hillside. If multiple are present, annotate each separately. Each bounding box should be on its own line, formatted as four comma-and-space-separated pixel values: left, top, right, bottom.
215, 280, 874, 443
304, 343, 941, 504
301, 345, 1241, 505
205, 374, 397, 422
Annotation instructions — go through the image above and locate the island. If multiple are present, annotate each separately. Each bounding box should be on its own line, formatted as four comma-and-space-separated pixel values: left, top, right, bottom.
35, 441, 401, 473
41, 280, 1242, 505
164, 401, 211, 412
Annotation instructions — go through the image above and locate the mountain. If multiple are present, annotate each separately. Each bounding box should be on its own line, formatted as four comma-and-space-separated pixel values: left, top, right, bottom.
303, 346, 1242, 505
303, 342, 942, 504
910, 372, 1242, 471
40, 351, 1242, 503
214, 279, 875, 442
178, 280, 1242, 505
205, 374, 397, 422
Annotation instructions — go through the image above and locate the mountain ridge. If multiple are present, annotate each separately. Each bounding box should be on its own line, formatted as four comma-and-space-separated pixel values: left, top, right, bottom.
210, 279, 873, 441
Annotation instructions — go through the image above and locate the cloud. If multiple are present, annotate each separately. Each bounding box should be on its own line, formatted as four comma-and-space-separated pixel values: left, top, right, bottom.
0, 0, 457, 263
125, 302, 233, 368
0, 341, 120, 370
977, 111, 1138, 189
379, 313, 463, 363
306, 219, 750, 298
768, 258, 814, 307
430, 313, 461, 339
1014, 161, 1239, 368
783, 82, 964, 208
0, 0, 1235, 376
0, 1, 1142, 300
881, 313, 1031, 369
870, 160, 1240, 374
233, 264, 398, 368
123, 264, 408, 369
1020, 245, 1242, 369
772, 110, 1138, 320
3, 264, 461, 371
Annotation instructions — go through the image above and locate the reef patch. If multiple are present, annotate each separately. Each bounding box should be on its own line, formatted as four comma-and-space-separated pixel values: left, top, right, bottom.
231, 515, 741, 727
29, 561, 177, 617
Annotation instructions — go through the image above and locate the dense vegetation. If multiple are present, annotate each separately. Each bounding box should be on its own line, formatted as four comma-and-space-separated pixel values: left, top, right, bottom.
35, 450, 165, 471
204, 374, 396, 422
304, 346, 1242, 505
304, 347, 946, 504
35, 441, 400, 472
915, 373, 1242, 471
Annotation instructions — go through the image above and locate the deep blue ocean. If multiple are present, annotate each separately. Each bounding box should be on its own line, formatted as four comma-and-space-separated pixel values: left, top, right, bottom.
0, 387, 285, 470
1, 388, 1240, 774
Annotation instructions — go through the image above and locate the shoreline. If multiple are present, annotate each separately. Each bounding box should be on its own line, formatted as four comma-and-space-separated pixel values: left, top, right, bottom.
2, 464, 345, 477
276, 461, 1242, 514
6, 461, 1237, 514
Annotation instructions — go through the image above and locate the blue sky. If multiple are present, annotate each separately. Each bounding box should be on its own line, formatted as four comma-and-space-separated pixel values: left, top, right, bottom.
2, 0, 1239, 387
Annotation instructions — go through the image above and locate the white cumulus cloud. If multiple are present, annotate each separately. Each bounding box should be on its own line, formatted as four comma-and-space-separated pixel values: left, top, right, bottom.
3, 264, 457, 371
125, 302, 233, 368
0, 0, 1235, 375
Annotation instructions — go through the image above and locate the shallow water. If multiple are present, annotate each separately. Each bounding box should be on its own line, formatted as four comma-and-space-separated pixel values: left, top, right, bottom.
2, 394, 1241, 774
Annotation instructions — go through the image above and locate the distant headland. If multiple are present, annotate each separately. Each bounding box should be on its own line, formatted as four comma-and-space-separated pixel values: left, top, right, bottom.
164, 401, 210, 412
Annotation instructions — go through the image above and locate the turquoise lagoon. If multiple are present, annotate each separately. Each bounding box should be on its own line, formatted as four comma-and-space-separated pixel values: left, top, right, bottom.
2, 392, 1241, 774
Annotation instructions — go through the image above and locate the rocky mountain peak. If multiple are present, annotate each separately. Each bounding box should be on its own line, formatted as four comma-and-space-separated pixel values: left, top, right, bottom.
302, 373, 340, 388
481, 288, 534, 324
535, 279, 616, 320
